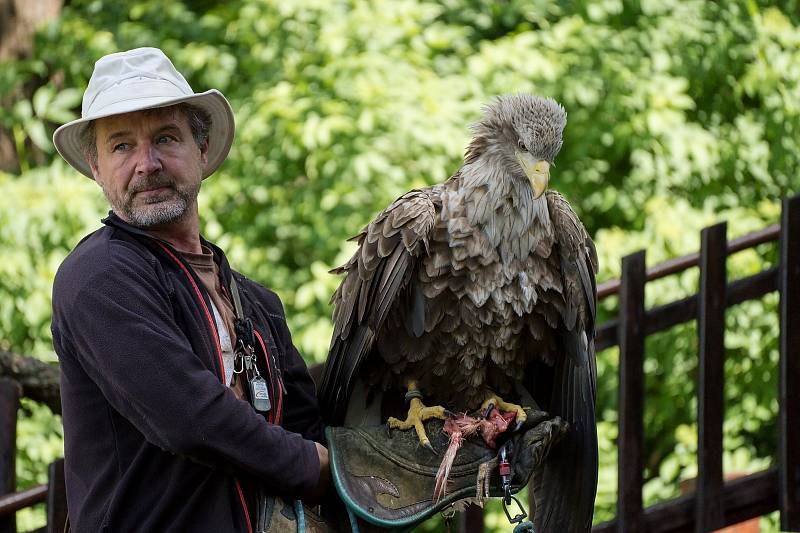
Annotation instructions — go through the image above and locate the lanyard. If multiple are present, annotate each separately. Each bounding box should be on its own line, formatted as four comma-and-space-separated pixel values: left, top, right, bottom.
230, 276, 271, 413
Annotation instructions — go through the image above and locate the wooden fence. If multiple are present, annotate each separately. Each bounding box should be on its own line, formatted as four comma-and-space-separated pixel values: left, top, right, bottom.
0, 194, 798, 532
590, 194, 799, 533
0, 379, 65, 533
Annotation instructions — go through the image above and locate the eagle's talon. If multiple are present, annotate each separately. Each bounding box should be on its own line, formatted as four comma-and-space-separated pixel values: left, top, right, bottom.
480, 395, 528, 427
421, 440, 437, 455
483, 402, 496, 419
386, 385, 447, 449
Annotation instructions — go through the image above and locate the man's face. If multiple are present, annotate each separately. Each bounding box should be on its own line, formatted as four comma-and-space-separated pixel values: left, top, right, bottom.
88, 107, 208, 227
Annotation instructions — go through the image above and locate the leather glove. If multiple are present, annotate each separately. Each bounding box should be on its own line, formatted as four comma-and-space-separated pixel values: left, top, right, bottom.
509, 409, 569, 491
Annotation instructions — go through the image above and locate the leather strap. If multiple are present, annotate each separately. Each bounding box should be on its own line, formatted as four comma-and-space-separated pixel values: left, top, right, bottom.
229, 274, 246, 320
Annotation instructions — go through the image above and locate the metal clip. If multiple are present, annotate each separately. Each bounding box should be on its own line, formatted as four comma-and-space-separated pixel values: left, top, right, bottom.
233, 352, 245, 374
499, 440, 514, 504
502, 493, 528, 525
497, 439, 529, 528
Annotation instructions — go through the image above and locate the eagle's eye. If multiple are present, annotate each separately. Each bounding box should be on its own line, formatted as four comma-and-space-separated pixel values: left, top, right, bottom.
517, 139, 527, 152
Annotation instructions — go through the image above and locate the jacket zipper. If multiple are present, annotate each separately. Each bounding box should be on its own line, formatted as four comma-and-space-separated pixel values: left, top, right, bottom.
155, 242, 253, 533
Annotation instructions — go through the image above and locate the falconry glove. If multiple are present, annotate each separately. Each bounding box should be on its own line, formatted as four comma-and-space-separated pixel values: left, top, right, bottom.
326, 410, 568, 532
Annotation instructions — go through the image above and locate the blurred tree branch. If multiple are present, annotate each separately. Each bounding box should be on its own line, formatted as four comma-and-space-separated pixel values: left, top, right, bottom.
0, 350, 60, 414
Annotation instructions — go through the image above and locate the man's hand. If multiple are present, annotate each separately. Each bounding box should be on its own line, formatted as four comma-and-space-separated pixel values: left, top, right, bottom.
303, 442, 330, 504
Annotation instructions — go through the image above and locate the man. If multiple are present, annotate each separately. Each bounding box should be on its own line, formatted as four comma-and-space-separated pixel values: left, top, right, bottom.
51, 47, 329, 532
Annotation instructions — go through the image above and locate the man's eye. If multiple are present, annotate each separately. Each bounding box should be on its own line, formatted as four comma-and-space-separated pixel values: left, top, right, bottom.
156, 135, 173, 144
113, 143, 130, 152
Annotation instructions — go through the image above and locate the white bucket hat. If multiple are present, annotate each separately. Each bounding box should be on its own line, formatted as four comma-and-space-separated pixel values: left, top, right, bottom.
53, 47, 235, 180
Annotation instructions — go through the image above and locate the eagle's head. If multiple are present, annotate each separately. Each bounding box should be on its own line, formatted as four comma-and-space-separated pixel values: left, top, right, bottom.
466, 94, 567, 199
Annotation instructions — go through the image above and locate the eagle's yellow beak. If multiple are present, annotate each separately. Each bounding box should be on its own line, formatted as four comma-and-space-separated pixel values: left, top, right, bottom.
515, 151, 550, 199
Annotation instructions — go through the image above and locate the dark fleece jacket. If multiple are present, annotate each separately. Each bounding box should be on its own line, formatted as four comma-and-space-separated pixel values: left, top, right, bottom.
51, 213, 325, 533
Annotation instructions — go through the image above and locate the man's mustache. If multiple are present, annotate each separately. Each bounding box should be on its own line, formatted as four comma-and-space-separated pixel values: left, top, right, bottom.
127, 174, 176, 196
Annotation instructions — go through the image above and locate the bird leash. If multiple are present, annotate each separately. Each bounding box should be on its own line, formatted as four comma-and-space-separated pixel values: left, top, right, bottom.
440, 439, 535, 533
499, 441, 536, 533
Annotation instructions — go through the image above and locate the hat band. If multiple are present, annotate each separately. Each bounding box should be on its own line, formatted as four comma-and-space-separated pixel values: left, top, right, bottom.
85, 78, 190, 118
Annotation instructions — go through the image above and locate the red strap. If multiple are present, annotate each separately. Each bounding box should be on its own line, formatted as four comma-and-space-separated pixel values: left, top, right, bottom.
155, 242, 252, 533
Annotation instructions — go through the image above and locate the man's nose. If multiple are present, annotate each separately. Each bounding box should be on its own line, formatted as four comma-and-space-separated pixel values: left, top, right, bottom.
134, 143, 163, 176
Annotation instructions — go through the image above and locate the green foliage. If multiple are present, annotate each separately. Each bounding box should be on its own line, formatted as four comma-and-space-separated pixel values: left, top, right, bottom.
0, 162, 103, 529
1, 0, 798, 530
0, 162, 106, 357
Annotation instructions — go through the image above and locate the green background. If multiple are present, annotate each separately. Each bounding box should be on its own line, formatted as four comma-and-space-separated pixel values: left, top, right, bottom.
1, 0, 798, 530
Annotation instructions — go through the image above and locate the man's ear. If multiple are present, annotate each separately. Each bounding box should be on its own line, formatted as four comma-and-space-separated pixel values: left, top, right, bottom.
199, 138, 209, 167
87, 156, 101, 182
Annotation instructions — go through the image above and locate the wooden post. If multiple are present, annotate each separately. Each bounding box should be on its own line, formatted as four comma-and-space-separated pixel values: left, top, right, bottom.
617, 250, 646, 533
696, 222, 727, 532
780, 195, 800, 532
457, 504, 484, 533
46, 459, 67, 533
0, 378, 20, 533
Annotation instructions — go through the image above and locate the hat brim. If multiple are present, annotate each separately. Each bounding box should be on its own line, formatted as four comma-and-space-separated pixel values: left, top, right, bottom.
53, 89, 234, 180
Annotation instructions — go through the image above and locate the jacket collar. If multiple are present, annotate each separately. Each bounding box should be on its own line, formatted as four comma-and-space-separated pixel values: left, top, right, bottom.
101, 211, 236, 287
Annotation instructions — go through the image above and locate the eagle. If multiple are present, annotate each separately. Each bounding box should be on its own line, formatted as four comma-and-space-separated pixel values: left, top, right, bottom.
319, 94, 598, 532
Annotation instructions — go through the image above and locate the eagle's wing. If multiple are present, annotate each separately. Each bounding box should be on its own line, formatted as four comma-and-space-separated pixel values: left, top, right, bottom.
532, 191, 599, 532
318, 189, 438, 425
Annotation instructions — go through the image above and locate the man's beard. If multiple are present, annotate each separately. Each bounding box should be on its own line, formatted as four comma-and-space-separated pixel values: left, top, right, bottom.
104, 173, 199, 227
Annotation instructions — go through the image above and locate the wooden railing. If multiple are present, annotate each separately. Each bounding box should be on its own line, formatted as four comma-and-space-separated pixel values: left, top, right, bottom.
0, 379, 65, 533
1, 195, 798, 533
590, 195, 799, 533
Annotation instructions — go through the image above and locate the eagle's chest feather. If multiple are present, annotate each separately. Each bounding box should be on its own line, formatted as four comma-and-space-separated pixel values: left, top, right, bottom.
378, 191, 566, 406
421, 185, 561, 314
